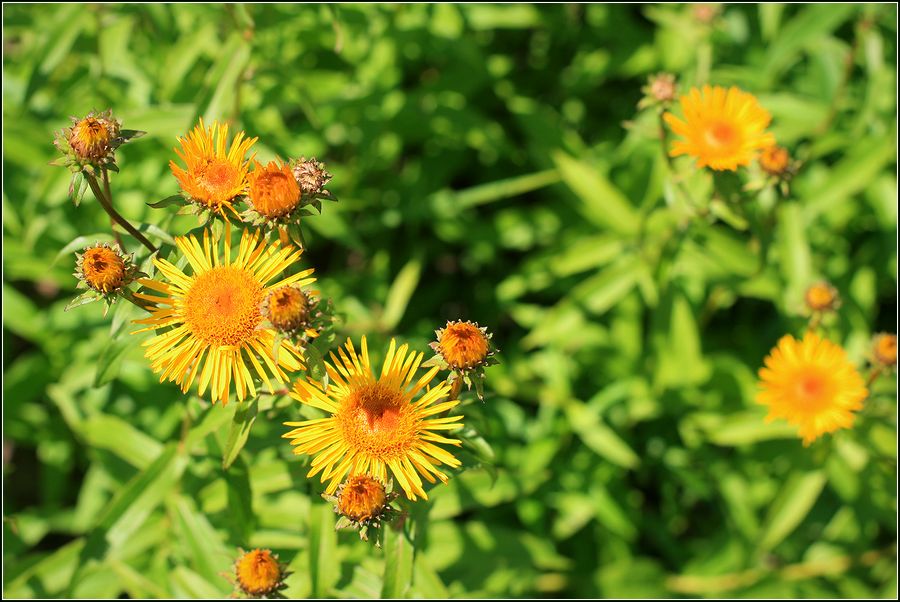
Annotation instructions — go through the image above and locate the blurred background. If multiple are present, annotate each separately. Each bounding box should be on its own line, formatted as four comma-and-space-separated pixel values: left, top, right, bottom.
3, 3, 897, 598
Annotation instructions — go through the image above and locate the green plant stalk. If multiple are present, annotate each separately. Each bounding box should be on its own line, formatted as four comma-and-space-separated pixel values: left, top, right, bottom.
87, 171, 158, 254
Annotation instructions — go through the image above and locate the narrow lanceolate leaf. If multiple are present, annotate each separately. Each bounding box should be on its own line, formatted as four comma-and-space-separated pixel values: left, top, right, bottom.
381, 257, 422, 331
381, 523, 415, 599
65, 291, 100, 312
147, 194, 184, 209
552, 150, 639, 235
309, 503, 339, 598
757, 470, 827, 553
221, 399, 258, 469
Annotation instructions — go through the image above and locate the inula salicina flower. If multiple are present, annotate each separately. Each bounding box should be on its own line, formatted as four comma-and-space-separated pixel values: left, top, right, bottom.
324, 474, 398, 543
757, 332, 868, 445
132, 226, 315, 405
872, 333, 897, 369
804, 281, 841, 314
664, 85, 775, 171
283, 337, 463, 500
170, 118, 257, 217
232, 548, 287, 598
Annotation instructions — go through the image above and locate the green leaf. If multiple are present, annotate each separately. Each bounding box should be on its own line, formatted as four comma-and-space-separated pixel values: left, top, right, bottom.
224, 457, 255, 543
81, 414, 164, 470
553, 150, 639, 235
94, 336, 131, 387
171, 495, 232, 586
777, 201, 812, 311
381, 256, 422, 330
565, 402, 639, 469
53, 234, 116, 266
64, 290, 101, 312
147, 194, 184, 209
309, 502, 339, 598
757, 470, 827, 553
381, 524, 415, 598
221, 399, 258, 470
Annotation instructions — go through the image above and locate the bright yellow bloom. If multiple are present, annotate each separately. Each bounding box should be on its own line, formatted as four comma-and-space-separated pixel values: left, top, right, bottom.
234, 549, 285, 597
757, 332, 868, 446
337, 475, 389, 523
664, 85, 775, 171
133, 227, 315, 405
169, 119, 257, 215
283, 337, 463, 500
247, 160, 301, 218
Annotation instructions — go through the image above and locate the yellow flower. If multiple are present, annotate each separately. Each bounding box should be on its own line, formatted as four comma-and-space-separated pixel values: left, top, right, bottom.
169, 119, 257, 215
435, 320, 491, 370
234, 549, 285, 597
664, 85, 775, 171
247, 159, 301, 219
283, 337, 463, 500
132, 226, 315, 405
757, 332, 868, 446
337, 475, 390, 523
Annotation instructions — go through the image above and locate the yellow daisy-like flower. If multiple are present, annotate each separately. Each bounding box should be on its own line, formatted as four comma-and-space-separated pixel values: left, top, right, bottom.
283, 337, 463, 500
169, 118, 257, 215
757, 332, 868, 446
132, 226, 315, 405
234, 549, 286, 597
664, 85, 775, 171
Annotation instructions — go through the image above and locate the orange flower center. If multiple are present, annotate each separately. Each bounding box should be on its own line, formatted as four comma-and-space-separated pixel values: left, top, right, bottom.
793, 370, 831, 410
195, 159, 243, 206
266, 287, 309, 331
439, 322, 489, 369
338, 383, 413, 457
82, 247, 125, 292
183, 266, 263, 346
338, 475, 387, 522
250, 163, 300, 218
707, 122, 737, 147
69, 118, 111, 159
235, 549, 281, 596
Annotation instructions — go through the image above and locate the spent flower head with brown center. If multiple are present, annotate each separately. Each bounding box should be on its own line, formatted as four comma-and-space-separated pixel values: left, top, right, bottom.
804, 281, 841, 314
323, 475, 399, 545
51, 110, 144, 204
232, 548, 288, 598
638, 73, 678, 110
872, 333, 897, 369
426, 320, 499, 401
69, 242, 142, 315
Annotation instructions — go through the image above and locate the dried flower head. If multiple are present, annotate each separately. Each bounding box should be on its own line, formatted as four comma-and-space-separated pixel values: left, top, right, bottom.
664, 85, 775, 171
293, 157, 333, 197
757, 332, 868, 446
233, 548, 287, 598
324, 475, 399, 544
759, 144, 792, 177
804, 281, 841, 314
261, 285, 321, 339
872, 333, 897, 369
639, 73, 678, 110
69, 242, 141, 314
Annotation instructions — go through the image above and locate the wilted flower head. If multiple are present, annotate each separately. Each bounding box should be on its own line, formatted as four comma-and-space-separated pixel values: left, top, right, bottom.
261, 285, 321, 340
872, 333, 897, 369
639, 73, 677, 110
804, 281, 840, 314
233, 548, 287, 598
324, 475, 398, 544
293, 157, 333, 197
52, 110, 143, 189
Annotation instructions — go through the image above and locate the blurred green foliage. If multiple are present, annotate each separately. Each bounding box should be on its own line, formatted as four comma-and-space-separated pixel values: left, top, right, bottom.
3, 3, 897, 598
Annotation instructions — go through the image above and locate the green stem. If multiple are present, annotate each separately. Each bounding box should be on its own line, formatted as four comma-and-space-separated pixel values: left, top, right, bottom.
87, 172, 158, 254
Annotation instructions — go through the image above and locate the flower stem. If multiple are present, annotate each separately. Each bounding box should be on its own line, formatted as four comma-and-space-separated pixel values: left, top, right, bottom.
87, 171, 158, 254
